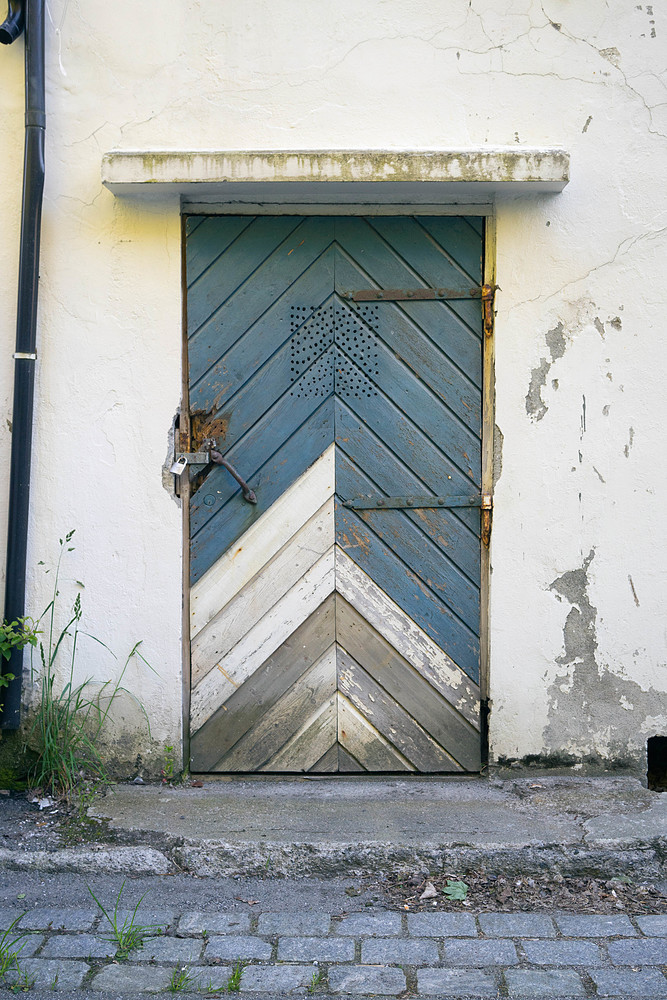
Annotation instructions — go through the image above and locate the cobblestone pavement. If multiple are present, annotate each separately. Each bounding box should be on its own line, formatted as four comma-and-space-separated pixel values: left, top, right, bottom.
0, 905, 666, 997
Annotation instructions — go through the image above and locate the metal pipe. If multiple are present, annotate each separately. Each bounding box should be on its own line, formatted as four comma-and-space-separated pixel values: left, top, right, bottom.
0, 0, 45, 728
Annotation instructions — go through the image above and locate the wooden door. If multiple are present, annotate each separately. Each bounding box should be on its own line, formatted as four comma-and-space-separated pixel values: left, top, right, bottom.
186, 216, 484, 773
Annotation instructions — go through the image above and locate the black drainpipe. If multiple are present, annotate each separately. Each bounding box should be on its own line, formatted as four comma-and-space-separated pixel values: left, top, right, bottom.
0, 0, 45, 729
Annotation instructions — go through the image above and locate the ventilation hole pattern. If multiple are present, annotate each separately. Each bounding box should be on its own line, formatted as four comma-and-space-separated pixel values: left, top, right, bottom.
289, 303, 379, 398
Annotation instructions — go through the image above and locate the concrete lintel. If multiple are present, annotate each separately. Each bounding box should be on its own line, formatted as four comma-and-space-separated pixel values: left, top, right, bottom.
102, 149, 569, 200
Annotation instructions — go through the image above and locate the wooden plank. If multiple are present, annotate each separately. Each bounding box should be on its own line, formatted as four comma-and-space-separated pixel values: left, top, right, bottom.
189, 253, 335, 414
334, 252, 481, 429
187, 215, 303, 336
190, 598, 336, 771
335, 402, 479, 579
336, 386, 481, 508
337, 745, 366, 772
364, 217, 483, 335
190, 397, 334, 582
333, 336, 480, 483
261, 694, 337, 772
189, 217, 334, 385
191, 499, 334, 684
336, 505, 480, 681
310, 742, 340, 773
186, 215, 254, 287
332, 222, 482, 381
336, 548, 480, 726
415, 217, 484, 282
215, 646, 337, 771
336, 453, 480, 632
337, 692, 414, 772
336, 597, 481, 771
337, 649, 464, 772
190, 547, 335, 732
190, 445, 334, 636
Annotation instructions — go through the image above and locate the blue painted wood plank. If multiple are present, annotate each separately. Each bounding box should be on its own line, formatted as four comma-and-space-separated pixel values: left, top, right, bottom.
412, 217, 484, 283
336, 452, 480, 634
334, 330, 480, 483
187, 216, 304, 334
332, 223, 482, 381
336, 503, 480, 682
186, 216, 255, 287
190, 255, 335, 412
362, 217, 483, 336
335, 389, 481, 524
188, 218, 335, 387
191, 399, 334, 583
334, 254, 481, 431
335, 399, 480, 580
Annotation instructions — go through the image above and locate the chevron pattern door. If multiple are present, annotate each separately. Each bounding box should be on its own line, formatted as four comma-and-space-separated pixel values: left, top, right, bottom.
186, 215, 484, 773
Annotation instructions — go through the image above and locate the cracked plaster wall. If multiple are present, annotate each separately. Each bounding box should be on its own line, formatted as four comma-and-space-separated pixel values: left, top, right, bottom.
0, 0, 665, 769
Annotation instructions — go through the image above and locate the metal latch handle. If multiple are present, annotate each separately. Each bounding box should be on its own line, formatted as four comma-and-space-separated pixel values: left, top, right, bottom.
210, 449, 257, 504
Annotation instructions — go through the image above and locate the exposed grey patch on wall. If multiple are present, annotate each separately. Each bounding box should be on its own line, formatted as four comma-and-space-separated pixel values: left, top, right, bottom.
544, 550, 667, 765
525, 322, 566, 422
582, 115, 593, 133
594, 317, 605, 337
624, 427, 635, 457
493, 424, 504, 488
610, 316, 622, 330
161, 411, 182, 506
592, 466, 606, 483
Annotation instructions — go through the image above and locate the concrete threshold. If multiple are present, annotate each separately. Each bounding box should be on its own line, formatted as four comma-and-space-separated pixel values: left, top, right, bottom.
73, 775, 667, 880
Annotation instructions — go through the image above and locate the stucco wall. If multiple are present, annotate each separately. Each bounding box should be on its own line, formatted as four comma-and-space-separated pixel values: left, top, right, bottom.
0, 0, 665, 773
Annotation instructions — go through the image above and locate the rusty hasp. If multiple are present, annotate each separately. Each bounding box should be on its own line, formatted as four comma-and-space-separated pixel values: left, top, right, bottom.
209, 446, 257, 504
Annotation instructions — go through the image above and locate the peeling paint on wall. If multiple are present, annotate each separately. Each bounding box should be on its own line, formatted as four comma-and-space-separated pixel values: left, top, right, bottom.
544, 550, 667, 764
525, 322, 567, 422
493, 424, 504, 487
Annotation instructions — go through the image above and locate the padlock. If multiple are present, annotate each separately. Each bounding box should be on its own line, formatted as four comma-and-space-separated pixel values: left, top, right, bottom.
170, 455, 188, 476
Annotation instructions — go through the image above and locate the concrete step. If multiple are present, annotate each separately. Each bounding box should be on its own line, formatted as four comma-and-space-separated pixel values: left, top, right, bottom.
69, 775, 667, 880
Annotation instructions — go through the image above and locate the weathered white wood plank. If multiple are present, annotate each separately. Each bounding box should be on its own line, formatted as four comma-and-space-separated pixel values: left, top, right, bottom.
336, 597, 481, 771
335, 547, 480, 726
191, 499, 334, 686
337, 647, 464, 772
337, 693, 415, 772
190, 444, 335, 637
215, 647, 337, 771
310, 742, 340, 772
190, 600, 336, 772
190, 549, 335, 732
261, 693, 337, 772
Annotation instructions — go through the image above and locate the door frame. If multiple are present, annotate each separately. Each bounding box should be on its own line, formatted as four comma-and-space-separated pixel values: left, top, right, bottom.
179, 204, 496, 774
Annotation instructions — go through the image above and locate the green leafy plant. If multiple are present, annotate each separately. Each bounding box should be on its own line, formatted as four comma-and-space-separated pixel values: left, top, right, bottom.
307, 969, 325, 993
442, 879, 469, 901
0, 617, 40, 714
87, 880, 164, 960
168, 965, 196, 992
161, 745, 175, 784
28, 532, 154, 799
226, 962, 245, 992
0, 915, 34, 991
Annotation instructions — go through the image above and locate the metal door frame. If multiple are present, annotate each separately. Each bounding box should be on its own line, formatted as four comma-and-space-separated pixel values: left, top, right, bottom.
179, 205, 496, 775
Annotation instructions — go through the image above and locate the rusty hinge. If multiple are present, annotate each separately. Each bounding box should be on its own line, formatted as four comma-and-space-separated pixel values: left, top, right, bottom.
482, 283, 496, 338
343, 286, 485, 302
344, 494, 489, 510
481, 492, 493, 547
